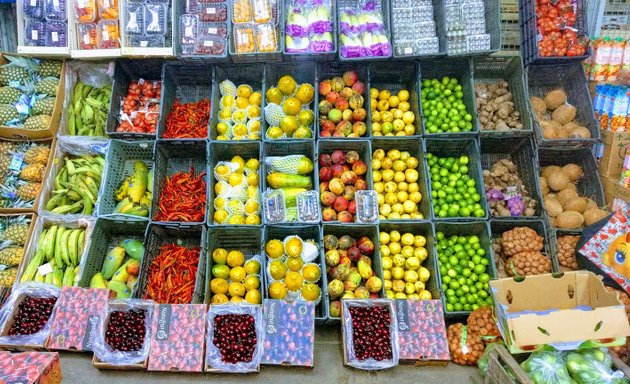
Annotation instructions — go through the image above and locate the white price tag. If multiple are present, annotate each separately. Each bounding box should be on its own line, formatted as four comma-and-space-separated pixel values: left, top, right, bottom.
32, 30, 38, 40
207, 7, 216, 14
52, 0, 60, 9
83, 33, 90, 44
404, 47, 412, 54
102, 30, 109, 41
203, 40, 213, 47
30, 0, 36, 6
102, 0, 109, 7
185, 26, 193, 37
52, 31, 58, 42
38, 263, 54, 276
140, 40, 148, 47
207, 27, 217, 34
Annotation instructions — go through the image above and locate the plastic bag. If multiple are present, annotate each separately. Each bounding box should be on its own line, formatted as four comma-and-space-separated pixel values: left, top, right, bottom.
205, 304, 264, 373
92, 299, 153, 366
566, 349, 629, 384
0, 282, 60, 347
521, 351, 573, 384
342, 299, 399, 370
477, 342, 500, 375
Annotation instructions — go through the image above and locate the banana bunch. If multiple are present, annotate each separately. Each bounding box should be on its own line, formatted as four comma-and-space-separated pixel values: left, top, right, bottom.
46, 154, 105, 215
20, 225, 86, 288
113, 161, 153, 217
68, 82, 111, 137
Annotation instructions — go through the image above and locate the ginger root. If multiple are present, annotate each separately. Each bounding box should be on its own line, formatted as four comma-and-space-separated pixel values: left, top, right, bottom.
475, 81, 523, 131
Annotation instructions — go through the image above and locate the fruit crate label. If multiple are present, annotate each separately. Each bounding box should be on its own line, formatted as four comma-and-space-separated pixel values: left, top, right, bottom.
395, 300, 411, 331
52, 32, 59, 42
397, 300, 450, 361
81, 314, 99, 350
38, 263, 53, 276
262, 300, 315, 366
155, 304, 172, 341
31, 30, 38, 41
208, 27, 217, 34
203, 40, 213, 47
9, 154, 23, 172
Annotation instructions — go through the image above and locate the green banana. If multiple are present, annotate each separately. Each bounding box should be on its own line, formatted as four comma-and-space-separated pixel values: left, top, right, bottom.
53, 226, 66, 269
70, 81, 111, 137
62, 266, 75, 287
44, 225, 57, 261
34, 271, 45, 283
113, 197, 132, 213
147, 169, 154, 193
68, 229, 79, 265
50, 201, 83, 214
21, 248, 45, 282
46, 155, 105, 215
60, 230, 71, 266
52, 268, 63, 287
78, 230, 86, 258
45, 271, 53, 285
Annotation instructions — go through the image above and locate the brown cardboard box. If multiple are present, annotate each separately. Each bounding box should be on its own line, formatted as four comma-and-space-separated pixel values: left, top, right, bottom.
490, 271, 630, 354
599, 130, 630, 177
601, 174, 630, 206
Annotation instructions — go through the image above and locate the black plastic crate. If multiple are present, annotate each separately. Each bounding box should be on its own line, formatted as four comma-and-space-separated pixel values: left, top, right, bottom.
337, 0, 393, 61
282, 0, 338, 61
371, 138, 431, 222
390, 0, 446, 58
134, 224, 206, 304
443, 0, 502, 56
368, 61, 423, 138
418, 58, 478, 137
204, 226, 264, 304
527, 62, 598, 147
480, 136, 542, 219
473, 55, 533, 137
151, 140, 208, 227
424, 138, 489, 221
107, 59, 166, 139
263, 225, 327, 322
157, 62, 214, 141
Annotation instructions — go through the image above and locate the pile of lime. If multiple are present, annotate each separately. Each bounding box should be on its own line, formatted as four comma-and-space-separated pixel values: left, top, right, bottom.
421, 77, 473, 133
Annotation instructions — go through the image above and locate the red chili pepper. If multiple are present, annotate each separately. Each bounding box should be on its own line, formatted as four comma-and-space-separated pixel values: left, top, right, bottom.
154, 166, 207, 223
145, 244, 200, 304
163, 98, 210, 139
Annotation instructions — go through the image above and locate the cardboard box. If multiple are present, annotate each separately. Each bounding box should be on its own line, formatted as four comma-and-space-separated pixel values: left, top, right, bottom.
600, 174, 630, 207
396, 300, 450, 365
490, 271, 630, 354
598, 130, 630, 177
0, 352, 62, 384
261, 300, 315, 367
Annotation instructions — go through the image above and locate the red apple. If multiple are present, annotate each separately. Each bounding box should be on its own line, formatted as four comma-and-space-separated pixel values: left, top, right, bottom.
354, 179, 367, 190
320, 130, 331, 137
356, 237, 374, 255
320, 191, 336, 206
333, 196, 349, 212
338, 211, 353, 223
319, 153, 332, 167
319, 166, 332, 182
352, 122, 366, 136
326, 91, 339, 103
318, 80, 331, 95
352, 160, 367, 176
331, 150, 346, 164
351, 81, 365, 95
343, 70, 358, 86
332, 131, 344, 137
341, 170, 358, 186
319, 181, 329, 191
328, 178, 344, 195
348, 200, 356, 214
321, 119, 336, 133
352, 108, 367, 122
331, 164, 344, 178
322, 208, 337, 221
335, 98, 349, 111
347, 246, 361, 262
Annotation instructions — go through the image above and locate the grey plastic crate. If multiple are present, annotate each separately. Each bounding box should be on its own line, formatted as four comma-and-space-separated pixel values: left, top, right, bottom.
527, 62, 599, 147
78, 218, 148, 296
228, 1, 283, 63
316, 62, 370, 139
489, 219, 558, 280
317, 139, 374, 224
282, 0, 338, 61
418, 58, 478, 137
134, 223, 206, 304
390, 0, 446, 58
372, 138, 431, 221
337, 0, 393, 61
209, 63, 265, 141
480, 136, 542, 219
368, 61, 423, 138
321, 223, 383, 322
107, 59, 166, 140
378, 221, 439, 300
151, 140, 208, 227
204, 226, 265, 303
157, 62, 214, 141
263, 225, 327, 322
262, 61, 317, 143
443, 0, 502, 56
98, 140, 155, 220
473, 55, 533, 137
176, 1, 231, 61
262, 140, 316, 225
433, 221, 494, 318
424, 138, 489, 221
207, 141, 262, 226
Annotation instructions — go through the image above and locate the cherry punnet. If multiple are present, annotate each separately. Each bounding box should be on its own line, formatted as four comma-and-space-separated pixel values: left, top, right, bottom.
213, 314, 257, 364
8, 296, 57, 336
349, 306, 393, 361
105, 309, 146, 352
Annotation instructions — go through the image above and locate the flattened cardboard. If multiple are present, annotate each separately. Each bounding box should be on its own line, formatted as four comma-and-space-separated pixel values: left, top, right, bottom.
490, 271, 630, 353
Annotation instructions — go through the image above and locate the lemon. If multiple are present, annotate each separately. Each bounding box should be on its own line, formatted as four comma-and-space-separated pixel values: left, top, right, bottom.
243, 275, 260, 291
302, 264, 321, 283
269, 260, 287, 280
229, 266, 247, 283
245, 289, 262, 304
244, 199, 259, 215
418, 267, 430, 282
249, 91, 262, 106
217, 122, 231, 135
278, 75, 297, 96
215, 164, 230, 177
212, 248, 228, 264
247, 119, 261, 134
218, 109, 232, 121
280, 115, 299, 135
302, 283, 320, 301
220, 95, 235, 110
228, 282, 246, 297
244, 259, 261, 275
284, 237, 303, 258
247, 173, 259, 187
370, 88, 379, 99
228, 172, 244, 187
227, 250, 245, 267
214, 209, 229, 224
233, 123, 247, 137
401, 233, 415, 246
268, 282, 287, 299
211, 293, 229, 304
235, 97, 250, 109
398, 89, 410, 101
285, 271, 303, 292
245, 213, 261, 225
266, 239, 284, 259
230, 296, 244, 303
237, 84, 253, 98
266, 126, 284, 139
286, 257, 304, 272
210, 278, 228, 294
266, 87, 283, 105
295, 83, 315, 104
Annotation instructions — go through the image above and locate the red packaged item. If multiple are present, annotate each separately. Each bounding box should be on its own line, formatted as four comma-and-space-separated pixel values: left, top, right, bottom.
148, 304, 206, 372
535, 0, 588, 58
46, 287, 110, 351
0, 352, 62, 384
116, 79, 162, 134
396, 300, 450, 363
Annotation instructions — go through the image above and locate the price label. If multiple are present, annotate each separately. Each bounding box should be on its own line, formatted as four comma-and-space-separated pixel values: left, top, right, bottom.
140, 40, 148, 47
31, 30, 38, 40
207, 7, 216, 14
9, 153, 23, 172
207, 27, 217, 34
52, 0, 60, 9
30, 0, 36, 6
102, 0, 109, 7
83, 34, 90, 44
203, 40, 213, 47
185, 26, 193, 37
52, 31, 58, 42
38, 263, 54, 276
102, 30, 109, 41
404, 47, 412, 54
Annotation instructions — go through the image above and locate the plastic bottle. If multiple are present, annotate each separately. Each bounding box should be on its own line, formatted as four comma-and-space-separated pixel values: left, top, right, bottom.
610, 86, 628, 132
592, 36, 612, 82
600, 85, 615, 130
607, 37, 625, 82
583, 37, 597, 79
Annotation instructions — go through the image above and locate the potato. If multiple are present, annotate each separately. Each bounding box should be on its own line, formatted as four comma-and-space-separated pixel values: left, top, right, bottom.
569, 126, 591, 139
563, 197, 588, 213
530, 96, 547, 115
557, 188, 579, 205
542, 125, 559, 139
556, 211, 585, 228
562, 163, 583, 182
545, 192, 557, 200
557, 125, 571, 139
585, 198, 599, 211
583, 208, 609, 226
539, 177, 549, 195
544, 198, 563, 217
544, 89, 567, 111
542, 166, 562, 179
552, 104, 577, 125
547, 172, 570, 192
563, 183, 577, 192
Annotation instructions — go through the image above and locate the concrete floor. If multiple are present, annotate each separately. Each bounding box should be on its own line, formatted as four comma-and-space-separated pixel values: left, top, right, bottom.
59, 326, 480, 383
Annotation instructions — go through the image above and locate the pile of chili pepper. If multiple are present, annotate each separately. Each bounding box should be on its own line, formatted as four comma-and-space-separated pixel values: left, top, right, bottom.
154, 167, 207, 223
163, 98, 211, 139
145, 244, 200, 304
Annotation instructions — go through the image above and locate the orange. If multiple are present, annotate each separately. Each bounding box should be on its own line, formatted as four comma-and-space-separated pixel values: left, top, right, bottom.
284, 237, 303, 258
278, 75, 297, 95
228, 282, 245, 297
302, 283, 320, 301
269, 260, 287, 280
295, 83, 314, 104
265, 87, 283, 105
244, 259, 261, 275
245, 289, 262, 304
212, 248, 228, 264
227, 250, 245, 267
211, 293, 229, 304
243, 275, 260, 291
210, 278, 228, 294
266, 239, 284, 259
302, 264, 321, 283
286, 257, 304, 272
280, 115, 298, 136
268, 282, 287, 299
282, 97, 302, 116
249, 91, 262, 106
229, 266, 247, 283
285, 271, 303, 292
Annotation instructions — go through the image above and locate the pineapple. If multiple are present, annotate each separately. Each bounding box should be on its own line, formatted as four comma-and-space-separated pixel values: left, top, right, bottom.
36, 59, 62, 77
16, 182, 41, 201
23, 145, 50, 165
0, 155, 11, 174
32, 97, 55, 116
0, 247, 23, 267
0, 104, 18, 125
0, 56, 34, 86
34, 77, 59, 97
0, 267, 17, 287
2, 217, 30, 245
23, 115, 50, 130
19, 163, 44, 182
0, 86, 21, 104
0, 142, 16, 156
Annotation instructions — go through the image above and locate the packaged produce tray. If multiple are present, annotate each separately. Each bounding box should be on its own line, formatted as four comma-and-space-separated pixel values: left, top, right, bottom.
336, 0, 393, 61
282, 0, 337, 61
229, 0, 283, 63
390, 0, 446, 58
120, 0, 177, 57
177, 10, 230, 60
443, 0, 502, 56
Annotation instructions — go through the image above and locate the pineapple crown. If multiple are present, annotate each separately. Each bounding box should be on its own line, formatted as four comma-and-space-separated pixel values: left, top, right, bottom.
3, 56, 38, 72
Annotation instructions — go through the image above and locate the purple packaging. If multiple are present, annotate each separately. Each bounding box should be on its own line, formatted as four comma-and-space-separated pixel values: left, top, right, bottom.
261, 300, 315, 367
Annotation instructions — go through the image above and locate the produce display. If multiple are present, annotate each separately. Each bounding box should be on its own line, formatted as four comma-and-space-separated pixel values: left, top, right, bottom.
338, 2, 391, 59
534, 0, 587, 58
0, 57, 61, 130
0, 215, 32, 288
474, 81, 523, 132
74, 0, 121, 50
20, 225, 87, 287
6, 296, 57, 336
491, 227, 550, 278
209, 247, 262, 304
154, 167, 206, 223
143, 243, 200, 304
391, 0, 439, 57
163, 98, 210, 139
540, 164, 608, 229
421, 77, 474, 134
0, 141, 50, 209
212, 155, 261, 225
531, 89, 592, 140
122, 1, 172, 48
436, 231, 492, 312
115, 79, 161, 134
444, 0, 491, 54
264, 74, 315, 140
484, 159, 537, 217
373, 149, 423, 220
557, 234, 580, 271
113, 162, 153, 218
370, 87, 416, 136
319, 149, 368, 222
89, 239, 145, 298
284, 0, 334, 54
67, 81, 111, 137
323, 232, 381, 317
427, 153, 485, 218
317, 70, 367, 137
105, 309, 146, 352
44, 153, 105, 215
264, 236, 321, 302
231, 0, 280, 54
216, 79, 262, 140
23, 0, 68, 47
379, 230, 432, 300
